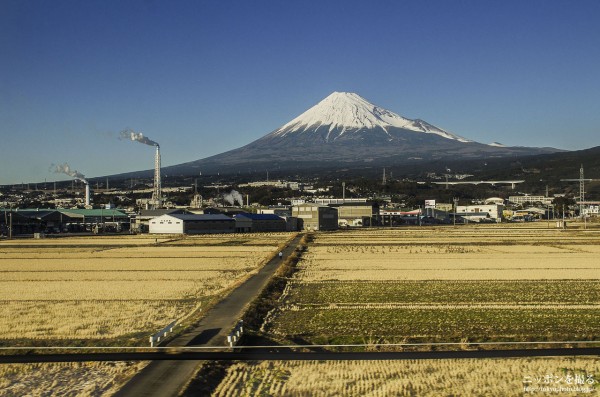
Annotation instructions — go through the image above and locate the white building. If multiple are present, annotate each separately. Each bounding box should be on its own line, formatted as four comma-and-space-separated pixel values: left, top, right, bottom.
314, 198, 368, 205
582, 204, 600, 217
456, 204, 504, 223
508, 195, 552, 206
149, 214, 235, 234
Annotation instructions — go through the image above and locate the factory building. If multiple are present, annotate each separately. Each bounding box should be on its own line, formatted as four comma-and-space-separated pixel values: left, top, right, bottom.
132, 209, 188, 233
314, 198, 368, 205
149, 214, 235, 234
328, 202, 379, 227
233, 213, 287, 233
456, 204, 504, 223
292, 203, 338, 231
0, 208, 130, 235
508, 195, 552, 206
257, 207, 292, 217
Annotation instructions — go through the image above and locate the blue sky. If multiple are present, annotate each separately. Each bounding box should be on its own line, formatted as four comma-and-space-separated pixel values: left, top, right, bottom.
1, 0, 599, 184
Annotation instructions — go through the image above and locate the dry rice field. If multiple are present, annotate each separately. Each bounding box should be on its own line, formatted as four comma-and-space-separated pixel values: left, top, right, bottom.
206, 227, 600, 396
0, 233, 293, 343
212, 357, 599, 396
0, 233, 293, 396
0, 361, 147, 397
265, 227, 600, 344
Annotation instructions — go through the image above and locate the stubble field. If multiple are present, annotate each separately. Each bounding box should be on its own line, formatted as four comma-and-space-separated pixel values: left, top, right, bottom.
211, 227, 600, 396
213, 357, 599, 396
264, 227, 600, 345
0, 232, 294, 396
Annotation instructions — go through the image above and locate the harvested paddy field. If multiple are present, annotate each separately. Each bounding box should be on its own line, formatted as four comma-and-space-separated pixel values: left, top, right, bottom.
212, 357, 599, 396
0, 233, 293, 343
0, 232, 294, 395
0, 361, 147, 397
204, 227, 599, 396
264, 227, 600, 345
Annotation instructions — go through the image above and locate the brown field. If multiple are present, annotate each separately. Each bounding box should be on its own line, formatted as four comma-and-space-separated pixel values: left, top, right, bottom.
0, 233, 294, 396
0, 361, 148, 397
0, 233, 293, 342
219, 226, 600, 395
266, 228, 600, 344
212, 357, 599, 396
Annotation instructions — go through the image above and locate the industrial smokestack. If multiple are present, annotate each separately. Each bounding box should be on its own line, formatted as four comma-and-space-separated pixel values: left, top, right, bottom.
120, 129, 162, 209
85, 183, 90, 207
152, 145, 162, 209
50, 163, 90, 206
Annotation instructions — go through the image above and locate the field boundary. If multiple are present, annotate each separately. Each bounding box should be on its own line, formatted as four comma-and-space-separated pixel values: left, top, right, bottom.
1, 348, 600, 364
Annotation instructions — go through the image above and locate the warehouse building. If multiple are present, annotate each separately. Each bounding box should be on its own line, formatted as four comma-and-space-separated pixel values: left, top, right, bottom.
456, 204, 504, 223
292, 203, 338, 231
233, 213, 287, 233
257, 207, 292, 217
1, 208, 130, 235
133, 209, 188, 232
149, 214, 235, 234
329, 201, 379, 227
508, 195, 552, 206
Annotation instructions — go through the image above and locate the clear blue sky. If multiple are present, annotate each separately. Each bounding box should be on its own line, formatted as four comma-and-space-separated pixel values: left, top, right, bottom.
1, 0, 599, 184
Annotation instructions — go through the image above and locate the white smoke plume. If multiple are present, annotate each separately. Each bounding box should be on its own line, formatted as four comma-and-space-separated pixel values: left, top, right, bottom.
119, 128, 159, 147
50, 163, 87, 183
223, 190, 244, 206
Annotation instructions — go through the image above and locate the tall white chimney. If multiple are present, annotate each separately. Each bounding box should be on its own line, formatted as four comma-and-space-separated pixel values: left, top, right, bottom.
84, 182, 90, 206
152, 145, 162, 209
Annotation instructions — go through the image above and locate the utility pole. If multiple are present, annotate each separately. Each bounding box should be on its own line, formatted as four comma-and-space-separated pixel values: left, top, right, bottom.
453, 197, 459, 227
8, 212, 12, 240
382, 168, 386, 185
342, 182, 346, 202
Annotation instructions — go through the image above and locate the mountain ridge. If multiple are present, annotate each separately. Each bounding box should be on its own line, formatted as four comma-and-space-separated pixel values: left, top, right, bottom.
111, 92, 565, 178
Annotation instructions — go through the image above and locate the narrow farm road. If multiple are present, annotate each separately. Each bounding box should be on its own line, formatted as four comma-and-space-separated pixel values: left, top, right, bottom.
114, 234, 303, 397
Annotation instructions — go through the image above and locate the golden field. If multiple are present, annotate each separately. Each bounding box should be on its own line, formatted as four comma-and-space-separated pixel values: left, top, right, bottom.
265, 227, 600, 344
212, 357, 599, 396
0, 233, 294, 396
206, 226, 599, 396
0, 361, 148, 397
0, 233, 294, 343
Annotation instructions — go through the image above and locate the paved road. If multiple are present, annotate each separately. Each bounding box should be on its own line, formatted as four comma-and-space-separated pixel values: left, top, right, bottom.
113, 234, 303, 397
3, 348, 599, 364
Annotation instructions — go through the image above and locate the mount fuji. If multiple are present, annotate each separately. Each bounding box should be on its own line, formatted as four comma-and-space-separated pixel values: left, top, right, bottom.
165, 92, 561, 175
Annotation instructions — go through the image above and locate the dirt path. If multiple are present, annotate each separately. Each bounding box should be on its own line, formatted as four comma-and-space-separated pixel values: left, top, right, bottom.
113, 234, 303, 397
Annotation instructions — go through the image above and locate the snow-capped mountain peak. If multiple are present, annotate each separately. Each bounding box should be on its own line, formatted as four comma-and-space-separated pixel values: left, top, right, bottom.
272, 92, 471, 142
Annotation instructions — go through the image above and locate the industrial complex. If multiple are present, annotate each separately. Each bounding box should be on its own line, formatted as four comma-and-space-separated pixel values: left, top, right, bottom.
1, 132, 597, 238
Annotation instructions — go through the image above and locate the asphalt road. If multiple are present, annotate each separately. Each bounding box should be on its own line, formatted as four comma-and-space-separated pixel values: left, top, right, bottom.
3, 348, 599, 364
113, 234, 303, 397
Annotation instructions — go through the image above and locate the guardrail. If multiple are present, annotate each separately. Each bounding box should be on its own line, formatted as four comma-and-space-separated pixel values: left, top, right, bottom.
149, 321, 177, 347
227, 320, 244, 347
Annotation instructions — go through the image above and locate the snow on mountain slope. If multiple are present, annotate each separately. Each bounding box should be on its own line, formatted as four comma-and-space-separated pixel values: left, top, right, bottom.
272, 92, 472, 143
